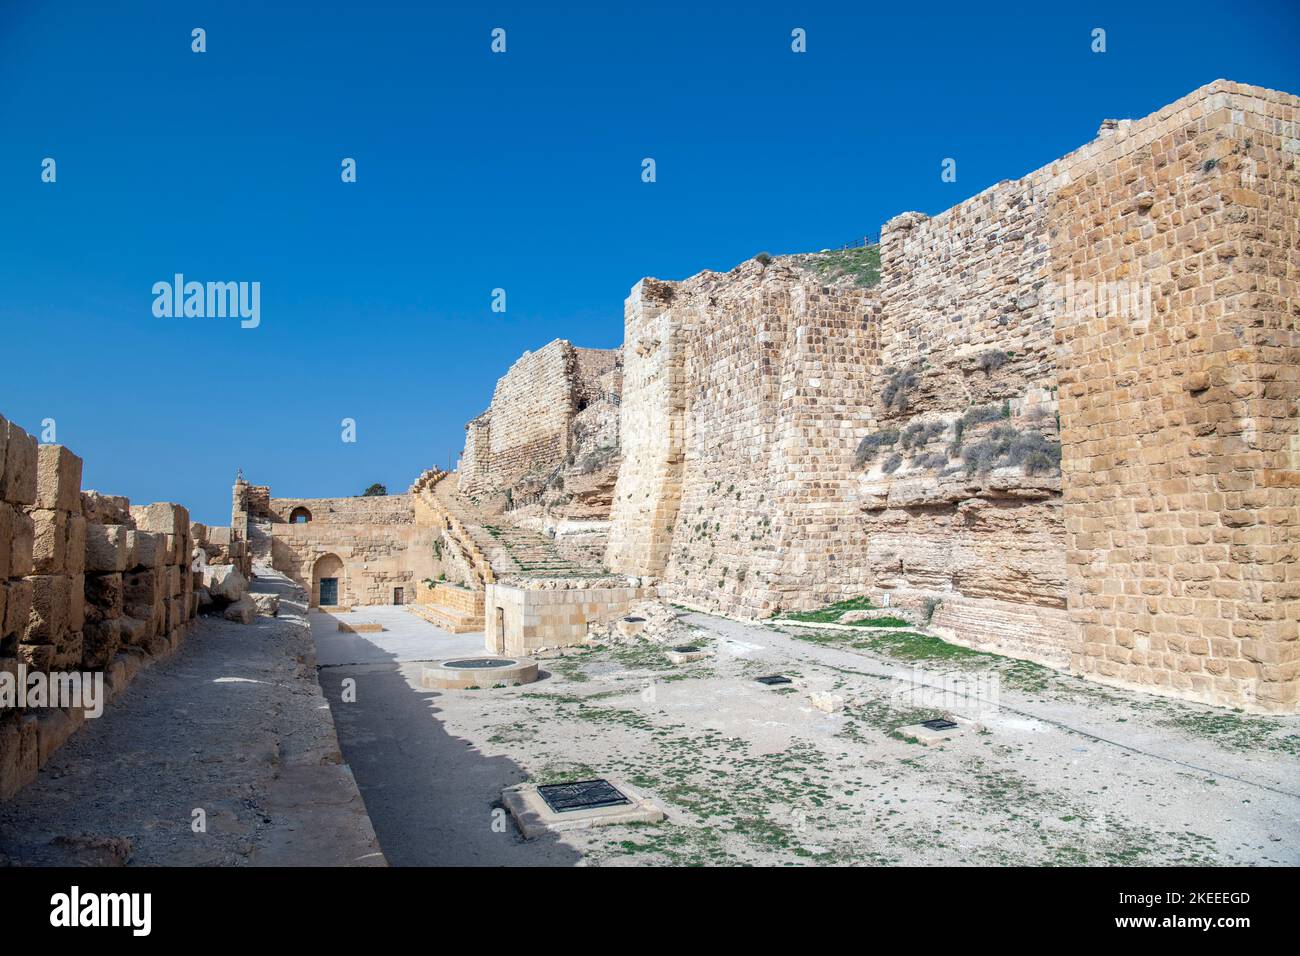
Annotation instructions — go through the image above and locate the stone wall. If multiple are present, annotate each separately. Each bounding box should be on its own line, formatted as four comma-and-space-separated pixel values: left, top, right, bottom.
603, 80, 1299, 712
484, 578, 648, 656
1, 414, 201, 799
255, 484, 441, 607
457, 339, 578, 499
1048, 82, 1300, 711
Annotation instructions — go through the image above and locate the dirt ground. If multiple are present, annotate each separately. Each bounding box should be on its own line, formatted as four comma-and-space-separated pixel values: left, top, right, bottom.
325, 606, 1299, 866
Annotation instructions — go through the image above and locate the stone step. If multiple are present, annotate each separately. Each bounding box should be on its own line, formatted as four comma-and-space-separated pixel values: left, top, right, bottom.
408, 603, 484, 634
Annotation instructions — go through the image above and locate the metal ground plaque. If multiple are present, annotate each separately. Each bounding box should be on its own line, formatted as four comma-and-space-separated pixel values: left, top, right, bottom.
537, 779, 632, 814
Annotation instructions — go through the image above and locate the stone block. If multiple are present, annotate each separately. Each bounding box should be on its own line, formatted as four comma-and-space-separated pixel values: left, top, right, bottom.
84, 573, 124, 622
10, 509, 33, 578
36, 707, 77, 767
53, 628, 83, 670
34, 444, 82, 513
80, 491, 132, 526
130, 502, 187, 537
0, 715, 40, 800
68, 573, 85, 631
30, 508, 68, 574
129, 530, 166, 571
15, 642, 54, 671
82, 618, 121, 669
85, 524, 130, 573
118, 615, 148, 648
1, 420, 37, 506
0, 502, 12, 579
3, 579, 32, 640
65, 514, 85, 575
24, 574, 70, 644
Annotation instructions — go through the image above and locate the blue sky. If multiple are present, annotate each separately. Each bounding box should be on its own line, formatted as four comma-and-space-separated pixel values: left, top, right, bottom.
1, 0, 1296, 524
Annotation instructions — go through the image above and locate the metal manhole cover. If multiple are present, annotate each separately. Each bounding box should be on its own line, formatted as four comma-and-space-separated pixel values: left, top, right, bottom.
672, 645, 700, 653
443, 658, 516, 669
537, 779, 631, 813
920, 718, 959, 731
755, 675, 792, 685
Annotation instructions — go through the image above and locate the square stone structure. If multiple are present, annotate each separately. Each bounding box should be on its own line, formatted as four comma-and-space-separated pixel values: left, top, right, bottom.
484, 579, 647, 656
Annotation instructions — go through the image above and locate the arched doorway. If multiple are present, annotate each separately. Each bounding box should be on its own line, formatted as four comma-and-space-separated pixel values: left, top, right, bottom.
313, 553, 345, 607
289, 506, 313, 524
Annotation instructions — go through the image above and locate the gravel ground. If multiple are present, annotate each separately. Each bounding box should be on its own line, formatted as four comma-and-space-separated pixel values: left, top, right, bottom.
0, 569, 382, 867
329, 607, 1300, 866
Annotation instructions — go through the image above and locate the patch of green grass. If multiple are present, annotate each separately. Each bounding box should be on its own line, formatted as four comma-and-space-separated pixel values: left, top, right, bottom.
780, 596, 877, 624
1155, 708, 1300, 757
793, 244, 882, 288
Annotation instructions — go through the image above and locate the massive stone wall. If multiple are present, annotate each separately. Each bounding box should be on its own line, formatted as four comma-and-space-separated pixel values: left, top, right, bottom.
1047, 82, 1300, 711
457, 340, 577, 499
604, 80, 1299, 712
606, 265, 880, 617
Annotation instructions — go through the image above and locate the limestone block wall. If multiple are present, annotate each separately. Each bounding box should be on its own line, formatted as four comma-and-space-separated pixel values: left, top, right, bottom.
605, 280, 688, 577
456, 339, 623, 503
457, 340, 576, 498
260, 486, 439, 607
606, 267, 878, 618
484, 579, 647, 656
1, 414, 200, 800
602, 80, 1298, 711
1048, 81, 1300, 711
855, 156, 1067, 663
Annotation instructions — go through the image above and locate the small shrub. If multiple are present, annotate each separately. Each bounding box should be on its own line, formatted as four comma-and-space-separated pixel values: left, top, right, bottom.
923, 597, 942, 623
959, 426, 1061, 475
881, 369, 918, 413
854, 429, 899, 468
960, 404, 1003, 430
899, 420, 945, 450
913, 451, 949, 470
975, 349, 1009, 374
755, 251, 773, 266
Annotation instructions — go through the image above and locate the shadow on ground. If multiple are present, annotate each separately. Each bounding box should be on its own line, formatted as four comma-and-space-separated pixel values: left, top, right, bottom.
316, 625, 582, 866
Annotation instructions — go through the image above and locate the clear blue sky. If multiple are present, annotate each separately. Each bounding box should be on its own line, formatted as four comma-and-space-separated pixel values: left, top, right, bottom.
1, 1, 1296, 525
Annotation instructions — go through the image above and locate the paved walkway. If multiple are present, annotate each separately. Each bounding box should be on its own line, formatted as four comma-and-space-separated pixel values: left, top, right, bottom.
0, 569, 384, 866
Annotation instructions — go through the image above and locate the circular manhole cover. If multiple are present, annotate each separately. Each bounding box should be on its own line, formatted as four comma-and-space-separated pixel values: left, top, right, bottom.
442, 658, 517, 669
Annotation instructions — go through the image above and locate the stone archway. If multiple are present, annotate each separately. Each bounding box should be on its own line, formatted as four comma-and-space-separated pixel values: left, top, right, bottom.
289, 506, 313, 524
313, 553, 345, 607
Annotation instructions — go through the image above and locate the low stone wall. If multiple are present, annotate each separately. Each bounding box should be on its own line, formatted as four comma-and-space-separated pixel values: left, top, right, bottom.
1, 413, 200, 800
484, 579, 648, 656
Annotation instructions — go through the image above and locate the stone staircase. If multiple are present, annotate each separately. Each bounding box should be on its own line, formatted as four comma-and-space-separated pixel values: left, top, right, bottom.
430, 475, 605, 579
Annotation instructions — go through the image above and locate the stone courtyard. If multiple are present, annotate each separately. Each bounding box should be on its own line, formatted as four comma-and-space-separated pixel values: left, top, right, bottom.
313, 602, 1300, 865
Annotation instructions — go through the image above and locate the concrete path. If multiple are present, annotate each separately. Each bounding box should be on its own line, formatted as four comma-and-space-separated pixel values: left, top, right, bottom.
0, 568, 384, 866
313, 607, 584, 865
